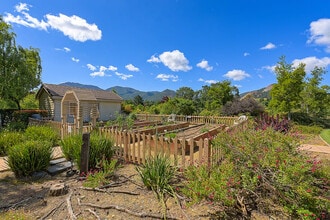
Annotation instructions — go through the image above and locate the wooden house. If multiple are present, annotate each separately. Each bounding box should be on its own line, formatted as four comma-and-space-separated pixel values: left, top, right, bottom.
36, 83, 123, 123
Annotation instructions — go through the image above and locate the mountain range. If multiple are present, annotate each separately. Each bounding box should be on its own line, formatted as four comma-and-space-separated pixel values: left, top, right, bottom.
59, 82, 272, 101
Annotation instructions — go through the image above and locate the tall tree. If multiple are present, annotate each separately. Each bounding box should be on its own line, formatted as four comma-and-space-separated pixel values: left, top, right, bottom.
176, 86, 195, 100
269, 56, 306, 119
0, 17, 42, 109
133, 95, 144, 106
301, 66, 329, 118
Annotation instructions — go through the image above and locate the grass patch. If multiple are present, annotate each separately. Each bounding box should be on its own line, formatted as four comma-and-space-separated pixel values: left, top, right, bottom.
0, 209, 34, 220
320, 129, 330, 145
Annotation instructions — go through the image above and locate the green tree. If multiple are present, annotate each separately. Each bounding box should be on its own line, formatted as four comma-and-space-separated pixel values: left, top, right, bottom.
0, 17, 42, 109
197, 80, 239, 115
176, 86, 195, 100
269, 56, 306, 119
133, 95, 144, 106
301, 66, 329, 118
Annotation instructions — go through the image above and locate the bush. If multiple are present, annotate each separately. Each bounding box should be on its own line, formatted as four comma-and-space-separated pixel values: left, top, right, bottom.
25, 126, 59, 147
292, 124, 323, 135
61, 133, 115, 170
0, 131, 25, 156
7, 140, 52, 177
136, 154, 176, 218
181, 128, 330, 218
254, 112, 291, 133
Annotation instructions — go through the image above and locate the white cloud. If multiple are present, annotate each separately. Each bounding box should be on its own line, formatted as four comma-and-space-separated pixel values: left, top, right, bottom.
115, 72, 133, 80
125, 64, 140, 72
71, 57, 79, 63
90, 71, 105, 77
149, 50, 192, 72
15, 3, 29, 13
262, 65, 276, 72
87, 64, 96, 71
147, 55, 161, 63
198, 78, 218, 84
108, 65, 117, 71
223, 69, 251, 81
196, 60, 213, 71
292, 56, 330, 72
308, 18, 330, 53
260, 42, 276, 50
55, 47, 71, 52
64, 47, 71, 52
156, 74, 179, 82
4, 3, 102, 42
243, 52, 250, 57
99, 66, 108, 72
46, 14, 102, 42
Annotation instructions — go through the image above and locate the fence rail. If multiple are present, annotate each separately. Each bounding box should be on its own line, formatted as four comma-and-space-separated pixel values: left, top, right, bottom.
28, 114, 248, 168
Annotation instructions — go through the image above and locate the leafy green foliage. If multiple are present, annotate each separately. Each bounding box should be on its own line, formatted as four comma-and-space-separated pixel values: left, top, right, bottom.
181, 127, 330, 218
7, 140, 52, 177
0, 18, 42, 110
136, 154, 176, 217
61, 133, 115, 170
25, 125, 59, 147
222, 96, 264, 116
83, 159, 118, 188
293, 124, 323, 135
0, 130, 25, 156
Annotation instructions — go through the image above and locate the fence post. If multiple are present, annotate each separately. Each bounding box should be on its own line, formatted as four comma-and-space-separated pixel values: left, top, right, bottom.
80, 133, 90, 175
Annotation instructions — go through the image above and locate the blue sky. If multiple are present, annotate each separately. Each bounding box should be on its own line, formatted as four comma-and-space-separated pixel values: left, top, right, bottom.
2, 1, 330, 93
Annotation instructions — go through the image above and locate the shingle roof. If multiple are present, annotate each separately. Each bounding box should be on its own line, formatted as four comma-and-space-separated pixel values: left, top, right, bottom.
37, 83, 123, 102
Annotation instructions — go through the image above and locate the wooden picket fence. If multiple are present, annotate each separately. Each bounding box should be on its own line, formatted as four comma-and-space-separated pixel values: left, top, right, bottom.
29, 114, 248, 168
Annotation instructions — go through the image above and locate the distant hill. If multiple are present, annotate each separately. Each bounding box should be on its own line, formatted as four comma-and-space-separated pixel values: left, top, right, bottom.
240, 84, 274, 99
56, 82, 273, 101
107, 86, 176, 101
59, 82, 103, 90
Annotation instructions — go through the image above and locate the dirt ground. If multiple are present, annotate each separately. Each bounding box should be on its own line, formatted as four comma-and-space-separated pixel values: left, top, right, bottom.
0, 160, 216, 220
0, 135, 329, 220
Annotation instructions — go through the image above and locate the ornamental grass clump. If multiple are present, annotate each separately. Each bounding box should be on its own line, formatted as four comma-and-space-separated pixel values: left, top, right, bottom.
6, 140, 52, 177
0, 130, 25, 156
25, 125, 60, 147
136, 154, 177, 218
60, 133, 115, 170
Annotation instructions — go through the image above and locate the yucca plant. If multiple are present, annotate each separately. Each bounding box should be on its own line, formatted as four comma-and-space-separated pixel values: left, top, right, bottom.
136, 154, 176, 218
6, 140, 52, 177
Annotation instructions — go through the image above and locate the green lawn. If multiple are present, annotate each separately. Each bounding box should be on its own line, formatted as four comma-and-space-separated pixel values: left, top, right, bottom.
320, 129, 330, 145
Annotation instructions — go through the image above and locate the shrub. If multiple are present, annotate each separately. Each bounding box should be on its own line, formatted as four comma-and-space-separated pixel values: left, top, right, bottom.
61, 133, 115, 170
136, 154, 176, 218
181, 128, 330, 218
0, 131, 25, 156
254, 112, 291, 133
292, 124, 323, 135
25, 126, 59, 147
7, 140, 52, 177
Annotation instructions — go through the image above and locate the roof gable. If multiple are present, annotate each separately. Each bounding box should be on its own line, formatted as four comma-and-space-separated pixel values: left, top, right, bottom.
37, 83, 123, 102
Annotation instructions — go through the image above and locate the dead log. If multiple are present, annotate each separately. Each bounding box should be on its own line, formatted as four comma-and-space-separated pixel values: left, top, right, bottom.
49, 183, 68, 196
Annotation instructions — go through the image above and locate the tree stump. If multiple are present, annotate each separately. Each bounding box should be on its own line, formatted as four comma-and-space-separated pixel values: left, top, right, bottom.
49, 183, 68, 196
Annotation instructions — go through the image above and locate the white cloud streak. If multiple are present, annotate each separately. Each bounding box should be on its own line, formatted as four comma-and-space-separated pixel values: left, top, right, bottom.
198, 78, 218, 84
125, 64, 140, 72
115, 72, 133, 80
223, 69, 251, 81
71, 57, 79, 63
156, 74, 178, 82
196, 60, 213, 71
260, 42, 276, 50
88, 64, 120, 77
4, 3, 102, 42
308, 18, 330, 53
148, 50, 192, 72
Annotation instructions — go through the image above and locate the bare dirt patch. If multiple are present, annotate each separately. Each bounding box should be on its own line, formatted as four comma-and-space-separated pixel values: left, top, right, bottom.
0, 162, 214, 220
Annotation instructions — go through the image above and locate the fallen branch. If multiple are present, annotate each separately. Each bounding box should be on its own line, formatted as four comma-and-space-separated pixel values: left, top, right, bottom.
0, 197, 32, 210
66, 190, 77, 220
86, 208, 101, 220
98, 179, 129, 189
80, 186, 139, 195
40, 201, 65, 220
77, 198, 178, 220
